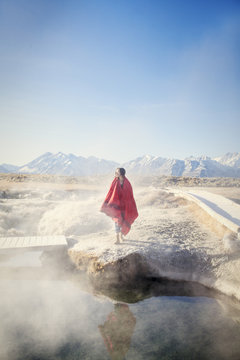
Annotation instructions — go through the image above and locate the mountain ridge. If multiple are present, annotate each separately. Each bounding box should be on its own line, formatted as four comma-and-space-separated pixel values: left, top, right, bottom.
1, 152, 240, 178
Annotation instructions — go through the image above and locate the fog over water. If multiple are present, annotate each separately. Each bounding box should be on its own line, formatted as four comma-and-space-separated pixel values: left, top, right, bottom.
1, 272, 240, 360
0, 276, 112, 359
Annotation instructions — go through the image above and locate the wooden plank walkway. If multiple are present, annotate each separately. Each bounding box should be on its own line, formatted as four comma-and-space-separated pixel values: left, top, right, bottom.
170, 189, 240, 235
0, 236, 67, 251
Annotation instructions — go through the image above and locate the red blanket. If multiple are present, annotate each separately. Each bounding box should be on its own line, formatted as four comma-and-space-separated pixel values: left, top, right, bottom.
100, 177, 138, 235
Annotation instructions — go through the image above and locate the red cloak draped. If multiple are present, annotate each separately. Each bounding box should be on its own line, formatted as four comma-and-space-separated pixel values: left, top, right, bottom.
100, 177, 138, 235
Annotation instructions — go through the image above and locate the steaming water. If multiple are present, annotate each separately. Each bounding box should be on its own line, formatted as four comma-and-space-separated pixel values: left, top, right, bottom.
1, 269, 240, 360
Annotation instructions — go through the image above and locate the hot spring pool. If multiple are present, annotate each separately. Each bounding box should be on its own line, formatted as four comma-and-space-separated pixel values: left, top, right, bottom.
0, 269, 240, 360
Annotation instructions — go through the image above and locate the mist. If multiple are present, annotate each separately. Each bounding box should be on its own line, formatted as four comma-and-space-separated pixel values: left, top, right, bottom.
0, 183, 183, 238
1, 272, 240, 359
0, 275, 114, 359
0, 186, 112, 237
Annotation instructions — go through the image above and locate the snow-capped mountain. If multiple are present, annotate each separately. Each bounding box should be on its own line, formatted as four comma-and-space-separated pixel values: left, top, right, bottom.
123, 153, 240, 177
17, 152, 118, 176
123, 155, 167, 174
214, 152, 240, 168
1, 152, 240, 178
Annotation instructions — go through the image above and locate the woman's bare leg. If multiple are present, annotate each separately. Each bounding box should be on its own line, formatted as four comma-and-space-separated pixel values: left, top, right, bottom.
115, 233, 120, 244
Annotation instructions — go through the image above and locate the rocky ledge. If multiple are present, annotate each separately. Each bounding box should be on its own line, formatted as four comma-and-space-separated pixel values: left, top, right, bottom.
68, 189, 240, 301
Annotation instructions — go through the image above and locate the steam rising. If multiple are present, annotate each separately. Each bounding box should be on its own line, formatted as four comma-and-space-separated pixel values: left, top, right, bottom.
0, 187, 185, 238
0, 188, 112, 237
1, 275, 240, 359
0, 277, 113, 359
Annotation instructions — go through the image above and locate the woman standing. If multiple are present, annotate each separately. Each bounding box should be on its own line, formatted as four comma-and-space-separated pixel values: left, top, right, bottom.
101, 168, 138, 244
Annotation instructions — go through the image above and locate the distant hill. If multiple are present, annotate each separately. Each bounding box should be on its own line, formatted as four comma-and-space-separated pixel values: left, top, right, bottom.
1, 152, 240, 178
0, 164, 19, 173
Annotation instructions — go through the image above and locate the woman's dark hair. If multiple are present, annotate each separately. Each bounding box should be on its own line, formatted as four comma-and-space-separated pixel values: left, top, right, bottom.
117, 168, 126, 176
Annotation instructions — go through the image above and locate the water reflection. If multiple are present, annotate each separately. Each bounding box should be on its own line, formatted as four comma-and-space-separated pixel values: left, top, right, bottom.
1, 265, 240, 360
99, 303, 136, 360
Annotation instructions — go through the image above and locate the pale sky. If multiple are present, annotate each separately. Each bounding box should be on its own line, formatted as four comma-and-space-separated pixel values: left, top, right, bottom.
0, 0, 240, 165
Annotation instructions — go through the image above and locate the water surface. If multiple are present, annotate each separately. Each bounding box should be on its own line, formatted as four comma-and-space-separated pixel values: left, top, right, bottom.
1, 268, 240, 360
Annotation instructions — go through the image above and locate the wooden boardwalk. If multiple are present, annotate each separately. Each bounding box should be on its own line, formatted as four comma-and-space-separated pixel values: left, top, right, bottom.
0, 236, 67, 251
170, 189, 240, 235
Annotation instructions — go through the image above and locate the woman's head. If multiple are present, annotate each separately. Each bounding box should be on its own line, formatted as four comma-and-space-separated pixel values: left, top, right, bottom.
115, 168, 126, 178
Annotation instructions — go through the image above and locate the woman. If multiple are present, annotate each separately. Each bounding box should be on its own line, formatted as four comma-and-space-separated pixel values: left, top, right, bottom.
101, 168, 138, 244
